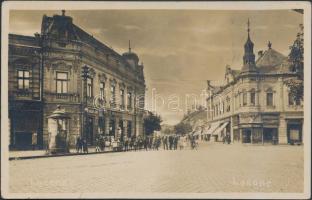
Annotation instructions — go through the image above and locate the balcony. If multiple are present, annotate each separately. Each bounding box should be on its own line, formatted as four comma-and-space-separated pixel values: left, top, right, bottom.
15, 90, 32, 97
45, 92, 80, 103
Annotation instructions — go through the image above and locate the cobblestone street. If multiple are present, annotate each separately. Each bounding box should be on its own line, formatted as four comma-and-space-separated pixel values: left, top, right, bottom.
9, 143, 303, 194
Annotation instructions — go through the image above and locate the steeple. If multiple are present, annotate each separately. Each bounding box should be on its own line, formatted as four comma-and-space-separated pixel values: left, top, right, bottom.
129, 40, 131, 53
242, 18, 257, 73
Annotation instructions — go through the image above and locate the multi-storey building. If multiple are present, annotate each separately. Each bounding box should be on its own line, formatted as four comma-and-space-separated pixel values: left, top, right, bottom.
205, 21, 303, 144
9, 11, 146, 149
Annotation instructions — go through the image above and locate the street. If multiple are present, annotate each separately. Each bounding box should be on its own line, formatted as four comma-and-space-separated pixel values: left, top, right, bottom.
9, 143, 303, 194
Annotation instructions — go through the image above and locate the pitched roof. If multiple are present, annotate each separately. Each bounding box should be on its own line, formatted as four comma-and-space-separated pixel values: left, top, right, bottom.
256, 48, 290, 73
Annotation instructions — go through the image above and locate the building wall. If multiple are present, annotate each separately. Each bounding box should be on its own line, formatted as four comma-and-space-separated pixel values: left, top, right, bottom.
207, 74, 303, 145
8, 13, 146, 149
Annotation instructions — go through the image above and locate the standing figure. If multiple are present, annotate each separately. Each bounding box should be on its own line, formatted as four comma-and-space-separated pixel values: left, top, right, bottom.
32, 132, 38, 150
83, 138, 88, 153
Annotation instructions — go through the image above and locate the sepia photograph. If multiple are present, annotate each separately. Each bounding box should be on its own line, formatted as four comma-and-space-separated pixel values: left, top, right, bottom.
1, 1, 311, 199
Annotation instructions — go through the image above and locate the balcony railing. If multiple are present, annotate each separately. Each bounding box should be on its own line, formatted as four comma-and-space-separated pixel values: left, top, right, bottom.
45, 92, 80, 103
15, 90, 32, 97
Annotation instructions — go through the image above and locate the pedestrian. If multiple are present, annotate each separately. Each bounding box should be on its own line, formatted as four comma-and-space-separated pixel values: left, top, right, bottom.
83, 138, 88, 153
100, 136, 105, 152
95, 137, 101, 152
76, 136, 81, 153
169, 135, 173, 150
31, 132, 37, 150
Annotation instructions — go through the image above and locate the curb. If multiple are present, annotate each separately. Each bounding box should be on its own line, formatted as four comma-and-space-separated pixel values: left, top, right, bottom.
9, 149, 129, 161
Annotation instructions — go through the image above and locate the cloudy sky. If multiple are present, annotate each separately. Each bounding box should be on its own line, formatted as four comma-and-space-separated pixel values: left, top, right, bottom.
9, 10, 303, 125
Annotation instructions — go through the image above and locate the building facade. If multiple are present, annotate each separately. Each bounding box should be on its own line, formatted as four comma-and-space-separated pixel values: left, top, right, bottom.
9, 11, 146, 150
205, 21, 303, 144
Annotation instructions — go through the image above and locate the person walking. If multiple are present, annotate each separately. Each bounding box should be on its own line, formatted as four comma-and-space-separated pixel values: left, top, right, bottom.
95, 137, 101, 152
169, 135, 173, 150
76, 136, 81, 153
83, 138, 88, 153
31, 132, 37, 150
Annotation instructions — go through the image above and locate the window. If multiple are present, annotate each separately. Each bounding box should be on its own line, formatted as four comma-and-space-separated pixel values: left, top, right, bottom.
288, 93, 301, 106
17, 70, 30, 90
87, 78, 93, 97
127, 92, 132, 108
243, 91, 247, 106
110, 85, 116, 105
56, 72, 68, 94
100, 82, 105, 99
226, 97, 231, 112
120, 89, 125, 108
250, 90, 256, 105
266, 90, 273, 106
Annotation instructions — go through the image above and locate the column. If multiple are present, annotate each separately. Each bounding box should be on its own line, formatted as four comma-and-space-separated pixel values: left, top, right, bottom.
230, 117, 234, 143
115, 117, 119, 139
123, 119, 127, 138
251, 129, 253, 144
240, 128, 243, 143
278, 117, 288, 144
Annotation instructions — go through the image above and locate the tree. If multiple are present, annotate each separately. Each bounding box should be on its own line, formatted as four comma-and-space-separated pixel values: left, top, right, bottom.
174, 122, 192, 135
143, 112, 162, 136
284, 24, 304, 102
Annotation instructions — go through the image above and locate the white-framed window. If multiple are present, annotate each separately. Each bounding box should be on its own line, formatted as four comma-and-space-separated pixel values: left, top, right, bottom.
87, 77, 93, 97
56, 72, 68, 94
266, 89, 274, 106
17, 70, 30, 90
250, 89, 256, 105
100, 82, 105, 99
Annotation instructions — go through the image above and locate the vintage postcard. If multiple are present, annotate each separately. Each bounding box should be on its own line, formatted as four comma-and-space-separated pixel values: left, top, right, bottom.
1, 1, 311, 199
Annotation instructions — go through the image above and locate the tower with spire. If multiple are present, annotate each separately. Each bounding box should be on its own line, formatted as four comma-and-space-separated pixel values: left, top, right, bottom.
241, 19, 258, 73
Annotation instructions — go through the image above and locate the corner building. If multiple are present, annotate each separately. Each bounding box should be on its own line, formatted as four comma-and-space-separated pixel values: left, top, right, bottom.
206, 21, 303, 144
9, 11, 146, 149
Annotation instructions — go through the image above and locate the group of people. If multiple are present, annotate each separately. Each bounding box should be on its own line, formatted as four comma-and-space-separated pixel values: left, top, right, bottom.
75, 133, 200, 153
76, 136, 89, 153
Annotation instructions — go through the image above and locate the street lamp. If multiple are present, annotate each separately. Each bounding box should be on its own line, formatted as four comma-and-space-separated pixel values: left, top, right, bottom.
81, 65, 90, 142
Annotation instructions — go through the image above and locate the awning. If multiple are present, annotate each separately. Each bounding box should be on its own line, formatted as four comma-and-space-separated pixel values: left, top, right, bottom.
212, 122, 229, 136
203, 122, 220, 135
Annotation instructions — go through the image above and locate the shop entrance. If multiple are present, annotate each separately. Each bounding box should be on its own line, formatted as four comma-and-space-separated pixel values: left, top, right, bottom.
287, 123, 302, 144
263, 128, 278, 143
86, 117, 94, 145
14, 132, 32, 150
242, 129, 251, 143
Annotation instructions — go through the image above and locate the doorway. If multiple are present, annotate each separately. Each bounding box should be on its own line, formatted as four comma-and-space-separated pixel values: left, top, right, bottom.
242, 129, 251, 143
86, 117, 94, 145
263, 128, 278, 143
287, 123, 302, 144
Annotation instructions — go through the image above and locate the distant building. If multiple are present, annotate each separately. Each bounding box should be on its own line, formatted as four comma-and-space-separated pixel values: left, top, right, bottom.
205, 20, 303, 144
9, 11, 146, 150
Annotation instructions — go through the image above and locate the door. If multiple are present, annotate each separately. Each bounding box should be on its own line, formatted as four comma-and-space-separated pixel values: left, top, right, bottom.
15, 132, 32, 150
86, 117, 94, 145
242, 129, 251, 143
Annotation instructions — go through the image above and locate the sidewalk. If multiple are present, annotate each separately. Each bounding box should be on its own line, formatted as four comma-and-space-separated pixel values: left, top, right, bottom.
9, 147, 124, 161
